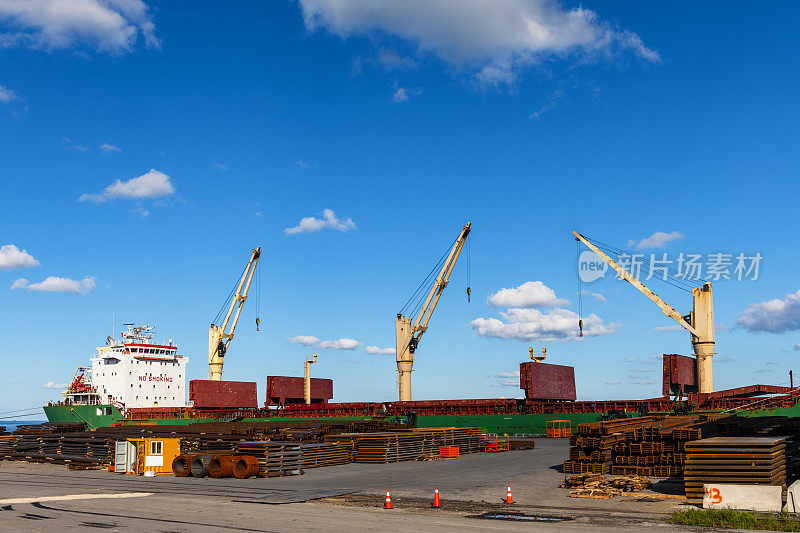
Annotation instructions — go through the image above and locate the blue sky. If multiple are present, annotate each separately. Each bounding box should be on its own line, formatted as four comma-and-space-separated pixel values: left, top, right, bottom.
2, 1, 800, 416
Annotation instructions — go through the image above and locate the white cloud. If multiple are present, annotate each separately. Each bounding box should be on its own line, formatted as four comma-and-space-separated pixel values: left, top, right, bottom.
627, 231, 685, 250
580, 289, 605, 303
298, 0, 659, 85
496, 378, 518, 387
629, 379, 655, 385
12, 276, 96, 294
212, 162, 229, 171
716, 355, 735, 363
654, 325, 684, 332
471, 307, 616, 342
318, 338, 363, 350
488, 281, 569, 308
605, 381, 620, 385
753, 368, 772, 374
79, 169, 175, 203
0, 244, 39, 270
623, 357, 635, 362
287, 335, 320, 346
737, 289, 800, 333
494, 371, 520, 378
631, 368, 653, 373
130, 206, 149, 218
529, 87, 565, 119
99, 142, 121, 152
377, 48, 417, 70
392, 87, 422, 103
284, 209, 356, 235
0, 0, 160, 53
0, 82, 18, 103
294, 160, 311, 169
794, 343, 800, 351
365, 345, 395, 355
41, 381, 68, 389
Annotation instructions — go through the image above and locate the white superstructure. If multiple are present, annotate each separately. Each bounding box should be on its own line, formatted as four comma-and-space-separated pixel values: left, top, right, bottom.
62, 324, 189, 411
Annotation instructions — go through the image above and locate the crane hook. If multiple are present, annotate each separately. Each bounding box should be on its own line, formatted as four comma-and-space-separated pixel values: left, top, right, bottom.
467, 286, 471, 303
256, 317, 260, 332
578, 319, 583, 338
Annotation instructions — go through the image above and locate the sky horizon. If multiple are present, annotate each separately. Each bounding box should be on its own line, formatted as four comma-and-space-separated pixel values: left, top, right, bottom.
2, 1, 800, 417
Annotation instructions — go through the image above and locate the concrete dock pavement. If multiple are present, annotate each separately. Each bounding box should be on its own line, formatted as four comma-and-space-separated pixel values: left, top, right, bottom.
0, 439, 697, 532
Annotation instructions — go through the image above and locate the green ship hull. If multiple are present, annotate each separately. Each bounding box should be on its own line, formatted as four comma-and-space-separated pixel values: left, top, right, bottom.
41, 404, 649, 434
45, 401, 800, 434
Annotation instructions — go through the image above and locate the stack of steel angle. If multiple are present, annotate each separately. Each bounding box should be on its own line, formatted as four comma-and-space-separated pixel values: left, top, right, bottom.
683, 436, 787, 503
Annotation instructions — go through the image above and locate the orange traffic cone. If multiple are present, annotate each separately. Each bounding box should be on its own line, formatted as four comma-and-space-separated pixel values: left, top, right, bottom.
505, 484, 514, 504
384, 490, 393, 509
432, 487, 441, 508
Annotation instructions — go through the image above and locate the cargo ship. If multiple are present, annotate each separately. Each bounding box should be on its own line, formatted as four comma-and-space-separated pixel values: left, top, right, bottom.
43, 237, 800, 434
44, 325, 800, 434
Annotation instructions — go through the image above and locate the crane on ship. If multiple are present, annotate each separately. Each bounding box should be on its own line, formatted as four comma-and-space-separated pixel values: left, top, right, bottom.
395, 222, 471, 402
573, 231, 716, 393
208, 246, 261, 381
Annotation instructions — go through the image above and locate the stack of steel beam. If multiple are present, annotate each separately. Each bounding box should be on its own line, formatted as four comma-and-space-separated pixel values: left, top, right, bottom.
684, 436, 788, 503
299, 442, 354, 468
235, 441, 303, 477
564, 417, 656, 474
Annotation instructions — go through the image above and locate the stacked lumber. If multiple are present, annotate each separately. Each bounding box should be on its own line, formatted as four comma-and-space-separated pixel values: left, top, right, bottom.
560, 473, 650, 499
683, 436, 788, 503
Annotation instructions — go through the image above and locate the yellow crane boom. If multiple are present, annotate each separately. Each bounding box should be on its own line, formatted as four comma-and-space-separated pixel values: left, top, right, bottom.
573, 231, 715, 392
395, 222, 471, 401
208, 246, 261, 381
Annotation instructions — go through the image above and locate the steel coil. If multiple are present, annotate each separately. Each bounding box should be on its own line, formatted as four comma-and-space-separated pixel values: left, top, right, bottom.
190, 454, 214, 477
233, 455, 260, 479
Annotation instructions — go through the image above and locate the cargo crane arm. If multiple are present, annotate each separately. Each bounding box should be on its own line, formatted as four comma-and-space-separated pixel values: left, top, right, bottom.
395, 222, 471, 401
573, 231, 715, 393
573, 232, 698, 337
208, 246, 261, 381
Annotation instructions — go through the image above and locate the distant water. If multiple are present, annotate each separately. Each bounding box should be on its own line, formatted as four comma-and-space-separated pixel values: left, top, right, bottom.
2, 420, 48, 432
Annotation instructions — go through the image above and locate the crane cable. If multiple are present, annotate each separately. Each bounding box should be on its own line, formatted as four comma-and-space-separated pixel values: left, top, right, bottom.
399, 237, 457, 318
255, 257, 261, 332
577, 238, 583, 338
213, 261, 249, 326
466, 237, 471, 303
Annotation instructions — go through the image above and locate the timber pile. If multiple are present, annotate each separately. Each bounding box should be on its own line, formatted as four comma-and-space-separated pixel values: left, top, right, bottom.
560, 473, 650, 499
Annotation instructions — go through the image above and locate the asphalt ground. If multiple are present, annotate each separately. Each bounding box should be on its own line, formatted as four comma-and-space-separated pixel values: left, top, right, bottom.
0, 439, 700, 532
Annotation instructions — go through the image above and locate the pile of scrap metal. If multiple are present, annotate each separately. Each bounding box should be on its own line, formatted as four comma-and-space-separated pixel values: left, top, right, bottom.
560, 473, 651, 499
